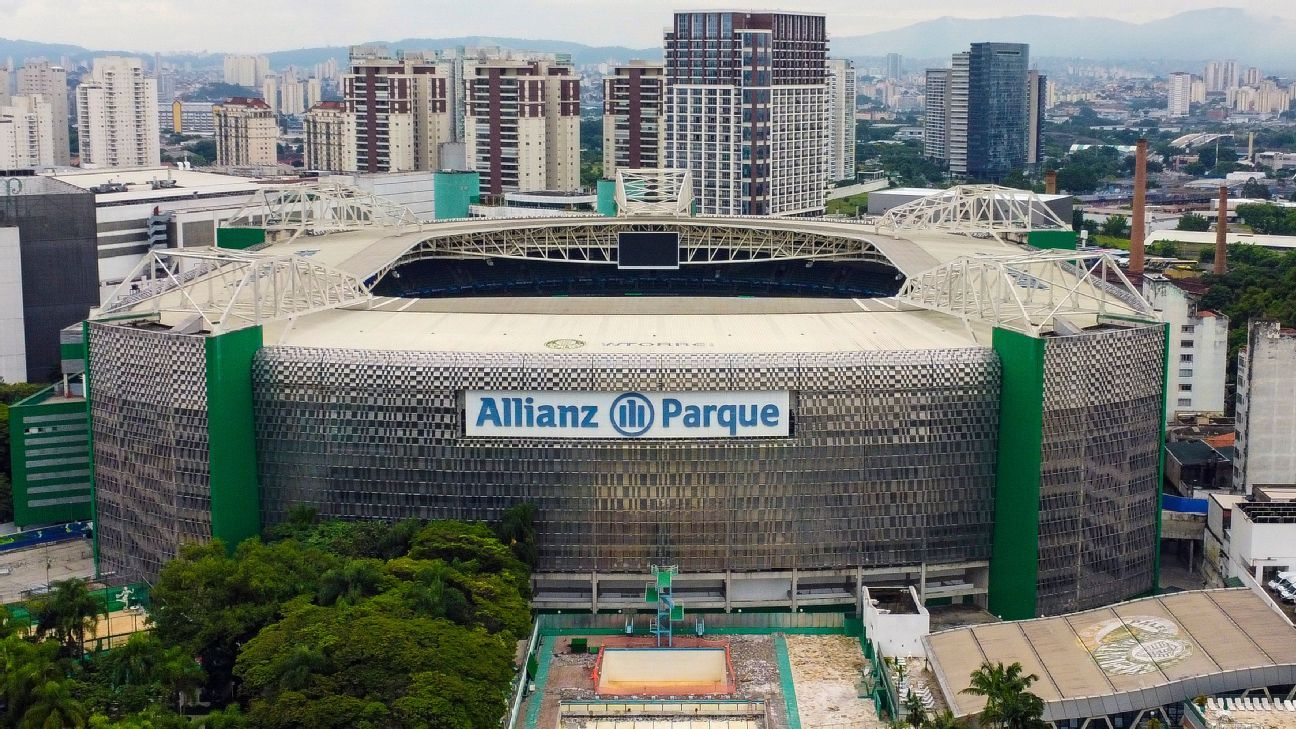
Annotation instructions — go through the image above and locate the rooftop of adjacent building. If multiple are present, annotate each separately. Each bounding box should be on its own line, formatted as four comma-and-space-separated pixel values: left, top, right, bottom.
1194, 696, 1296, 729
218, 97, 271, 109
0, 175, 87, 196
1147, 228, 1296, 250
47, 166, 262, 202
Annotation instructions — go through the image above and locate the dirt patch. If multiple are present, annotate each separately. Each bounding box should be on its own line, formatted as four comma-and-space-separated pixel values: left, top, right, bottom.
785, 635, 884, 729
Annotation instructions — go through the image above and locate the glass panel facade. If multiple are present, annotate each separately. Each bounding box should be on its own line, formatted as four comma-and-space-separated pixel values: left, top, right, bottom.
252, 347, 1001, 575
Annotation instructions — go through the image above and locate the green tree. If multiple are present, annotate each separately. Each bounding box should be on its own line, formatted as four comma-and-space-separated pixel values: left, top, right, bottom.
1241, 179, 1272, 199
495, 502, 538, 568
19, 678, 87, 729
962, 661, 1048, 729
923, 710, 965, 729
1177, 212, 1210, 232
29, 579, 105, 657
1100, 214, 1130, 238
2, 636, 69, 723
317, 559, 388, 606
904, 690, 927, 727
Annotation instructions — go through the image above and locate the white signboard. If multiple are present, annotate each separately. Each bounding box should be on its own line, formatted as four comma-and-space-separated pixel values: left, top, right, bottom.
465, 391, 790, 439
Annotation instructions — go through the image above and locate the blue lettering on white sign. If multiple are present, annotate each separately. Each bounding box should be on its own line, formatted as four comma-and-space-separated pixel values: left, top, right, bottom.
466, 391, 788, 439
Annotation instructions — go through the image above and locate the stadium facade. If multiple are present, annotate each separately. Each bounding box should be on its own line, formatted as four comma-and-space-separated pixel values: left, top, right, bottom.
82, 186, 1166, 620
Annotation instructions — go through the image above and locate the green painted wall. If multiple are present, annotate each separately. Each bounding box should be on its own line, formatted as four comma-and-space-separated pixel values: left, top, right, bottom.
596, 178, 618, 217
205, 326, 264, 552
216, 227, 266, 250
988, 327, 1047, 620
9, 386, 92, 526
434, 171, 479, 220
1028, 230, 1078, 250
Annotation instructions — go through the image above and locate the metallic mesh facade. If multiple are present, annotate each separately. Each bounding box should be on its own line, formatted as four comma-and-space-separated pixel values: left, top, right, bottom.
252, 347, 1002, 574
1036, 325, 1165, 615
88, 322, 212, 582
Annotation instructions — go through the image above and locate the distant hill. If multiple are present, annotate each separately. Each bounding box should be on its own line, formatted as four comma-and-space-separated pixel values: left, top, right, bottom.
832, 8, 1296, 70
0, 36, 659, 71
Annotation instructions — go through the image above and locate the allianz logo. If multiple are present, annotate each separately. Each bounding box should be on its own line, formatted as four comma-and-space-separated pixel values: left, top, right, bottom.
472, 392, 784, 437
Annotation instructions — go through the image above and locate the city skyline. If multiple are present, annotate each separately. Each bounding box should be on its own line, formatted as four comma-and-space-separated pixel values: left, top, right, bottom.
1, 1, 1294, 53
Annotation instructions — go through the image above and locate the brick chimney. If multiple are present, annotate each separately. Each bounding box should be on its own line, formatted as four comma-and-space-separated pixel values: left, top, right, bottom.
1129, 138, 1148, 275
1214, 185, 1229, 275
1044, 170, 1057, 195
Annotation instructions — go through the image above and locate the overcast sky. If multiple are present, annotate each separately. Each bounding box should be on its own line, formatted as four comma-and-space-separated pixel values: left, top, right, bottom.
1, 0, 1292, 53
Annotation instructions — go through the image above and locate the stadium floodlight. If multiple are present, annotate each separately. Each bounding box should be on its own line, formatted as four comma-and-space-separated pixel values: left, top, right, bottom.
877, 184, 1070, 240
615, 168, 693, 217
896, 249, 1156, 337
99, 248, 371, 333
223, 182, 421, 242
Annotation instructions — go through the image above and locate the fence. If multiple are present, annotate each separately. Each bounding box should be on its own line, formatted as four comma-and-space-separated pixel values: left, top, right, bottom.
537, 611, 849, 634
5, 582, 152, 650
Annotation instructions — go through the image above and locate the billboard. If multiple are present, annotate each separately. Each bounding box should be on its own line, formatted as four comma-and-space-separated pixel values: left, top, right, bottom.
465, 391, 790, 439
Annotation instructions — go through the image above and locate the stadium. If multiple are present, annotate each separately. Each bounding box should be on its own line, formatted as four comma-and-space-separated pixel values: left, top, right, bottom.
82, 176, 1167, 621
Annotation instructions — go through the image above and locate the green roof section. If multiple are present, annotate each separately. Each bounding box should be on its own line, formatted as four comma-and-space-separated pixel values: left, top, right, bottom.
216, 226, 266, 250
988, 326, 1046, 620
1028, 230, 1078, 250
434, 171, 480, 220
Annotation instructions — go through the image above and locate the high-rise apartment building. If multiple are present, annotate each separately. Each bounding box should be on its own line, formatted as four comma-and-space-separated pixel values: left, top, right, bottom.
602, 61, 666, 178
1027, 69, 1046, 166
924, 44, 1036, 181
1244, 66, 1261, 87
464, 59, 579, 195
1234, 320, 1296, 493
1142, 275, 1228, 420
0, 68, 9, 107
224, 54, 270, 88
344, 47, 453, 173
663, 11, 828, 216
825, 59, 856, 182
923, 68, 950, 163
16, 61, 69, 165
886, 53, 903, 81
0, 96, 55, 169
1168, 72, 1193, 117
213, 97, 277, 166
76, 57, 159, 168
304, 101, 356, 172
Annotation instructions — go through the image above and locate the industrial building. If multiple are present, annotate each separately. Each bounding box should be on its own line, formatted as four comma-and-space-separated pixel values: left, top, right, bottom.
75, 180, 1166, 622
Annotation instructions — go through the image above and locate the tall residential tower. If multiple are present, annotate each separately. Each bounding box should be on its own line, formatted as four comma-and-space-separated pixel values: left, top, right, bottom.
16, 61, 69, 165
825, 59, 857, 183
75, 57, 159, 168
602, 61, 666, 178
663, 11, 828, 216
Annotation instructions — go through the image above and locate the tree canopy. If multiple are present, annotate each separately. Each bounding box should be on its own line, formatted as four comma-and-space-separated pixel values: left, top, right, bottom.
1, 514, 535, 729
961, 661, 1049, 729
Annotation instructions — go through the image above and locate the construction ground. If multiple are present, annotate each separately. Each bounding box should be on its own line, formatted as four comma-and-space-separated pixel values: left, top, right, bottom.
523, 631, 880, 729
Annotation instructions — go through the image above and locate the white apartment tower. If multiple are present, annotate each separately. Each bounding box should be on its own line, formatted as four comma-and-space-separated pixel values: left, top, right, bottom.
1168, 72, 1193, 117
1234, 320, 1296, 493
16, 61, 69, 165
213, 97, 278, 167
224, 55, 270, 88
464, 59, 580, 195
947, 52, 970, 177
303, 101, 356, 172
0, 96, 55, 169
602, 61, 666, 179
663, 11, 828, 216
344, 47, 453, 173
1142, 276, 1228, 420
76, 57, 160, 168
825, 59, 856, 183
923, 68, 950, 162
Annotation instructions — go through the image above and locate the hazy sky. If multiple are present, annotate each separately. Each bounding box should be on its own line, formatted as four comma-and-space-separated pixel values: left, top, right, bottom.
1, 0, 1292, 53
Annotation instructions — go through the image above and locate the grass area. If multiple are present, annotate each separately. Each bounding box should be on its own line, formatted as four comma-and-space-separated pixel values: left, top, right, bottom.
826, 193, 869, 216
1093, 234, 1130, 250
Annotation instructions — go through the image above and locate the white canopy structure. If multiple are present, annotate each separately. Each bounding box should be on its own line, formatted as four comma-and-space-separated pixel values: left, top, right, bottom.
99, 248, 371, 334
615, 169, 693, 217
878, 185, 1070, 240
223, 182, 420, 242
896, 250, 1155, 336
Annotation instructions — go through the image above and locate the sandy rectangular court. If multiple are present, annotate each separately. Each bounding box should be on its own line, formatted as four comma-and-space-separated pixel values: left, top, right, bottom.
596, 647, 735, 696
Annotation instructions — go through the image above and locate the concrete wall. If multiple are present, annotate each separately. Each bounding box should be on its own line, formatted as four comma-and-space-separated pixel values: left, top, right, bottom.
862, 586, 930, 659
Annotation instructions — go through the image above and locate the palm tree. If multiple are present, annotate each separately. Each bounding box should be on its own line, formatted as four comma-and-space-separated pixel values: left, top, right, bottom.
962, 661, 1045, 729
923, 709, 965, 729
17, 679, 86, 729
2, 636, 65, 719
32, 579, 105, 657
317, 560, 385, 606
276, 645, 327, 692
905, 690, 928, 727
